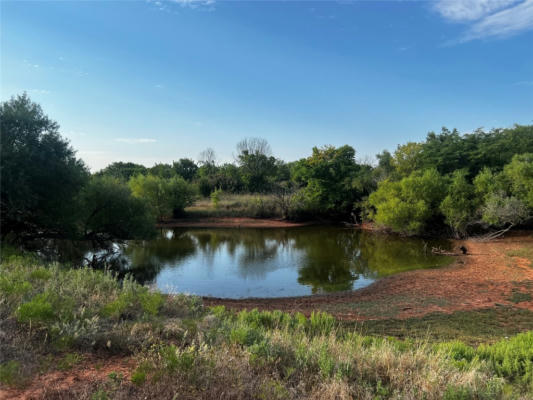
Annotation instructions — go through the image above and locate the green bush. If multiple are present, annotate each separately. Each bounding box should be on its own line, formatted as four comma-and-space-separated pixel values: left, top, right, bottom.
16, 293, 56, 324
0, 361, 22, 386
478, 331, 533, 386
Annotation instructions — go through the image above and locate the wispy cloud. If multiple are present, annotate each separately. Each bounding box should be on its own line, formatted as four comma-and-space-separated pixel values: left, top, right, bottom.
434, 0, 533, 42
514, 80, 533, 86
434, 0, 519, 21
147, 0, 215, 12
115, 138, 157, 144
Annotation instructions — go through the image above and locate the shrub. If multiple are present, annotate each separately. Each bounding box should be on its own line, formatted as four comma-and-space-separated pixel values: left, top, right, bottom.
478, 331, 533, 386
0, 361, 22, 386
16, 293, 56, 324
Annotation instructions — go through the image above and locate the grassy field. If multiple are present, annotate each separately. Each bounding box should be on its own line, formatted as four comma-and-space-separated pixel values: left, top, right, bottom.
184, 193, 284, 219
1, 252, 533, 399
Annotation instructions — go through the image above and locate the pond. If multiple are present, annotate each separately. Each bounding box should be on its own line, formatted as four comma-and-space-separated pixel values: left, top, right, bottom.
81, 227, 453, 299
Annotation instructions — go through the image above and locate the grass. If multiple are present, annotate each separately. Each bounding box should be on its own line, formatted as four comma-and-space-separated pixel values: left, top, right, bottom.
1, 252, 533, 399
507, 247, 533, 267
348, 307, 533, 345
184, 193, 283, 219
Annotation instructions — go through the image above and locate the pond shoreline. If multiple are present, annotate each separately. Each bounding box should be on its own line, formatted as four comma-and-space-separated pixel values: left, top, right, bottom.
156, 217, 320, 229
202, 233, 533, 321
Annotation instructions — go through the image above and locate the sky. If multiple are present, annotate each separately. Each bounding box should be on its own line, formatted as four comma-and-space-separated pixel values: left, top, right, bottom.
1, 0, 533, 171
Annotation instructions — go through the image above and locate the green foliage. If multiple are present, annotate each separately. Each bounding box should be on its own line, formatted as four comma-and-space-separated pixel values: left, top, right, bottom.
16, 293, 56, 324
478, 331, 533, 386
292, 145, 372, 217
173, 158, 198, 181
210, 188, 222, 208
129, 174, 196, 220
369, 169, 446, 235
440, 170, 478, 237
0, 361, 22, 386
0, 93, 89, 238
80, 176, 156, 240
504, 153, 533, 208
481, 192, 529, 227
96, 162, 147, 181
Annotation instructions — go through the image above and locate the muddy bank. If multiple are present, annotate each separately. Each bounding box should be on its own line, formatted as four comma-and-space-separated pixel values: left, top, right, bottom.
204, 234, 533, 321
157, 217, 317, 229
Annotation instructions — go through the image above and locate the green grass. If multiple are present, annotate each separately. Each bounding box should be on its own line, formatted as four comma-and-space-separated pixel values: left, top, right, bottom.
2, 252, 533, 399
349, 306, 533, 345
184, 193, 283, 219
507, 247, 533, 267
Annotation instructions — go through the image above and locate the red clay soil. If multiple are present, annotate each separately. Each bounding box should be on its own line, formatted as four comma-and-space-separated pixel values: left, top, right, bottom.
204, 233, 533, 321
157, 217, 315, 228
0, 355, 135, 400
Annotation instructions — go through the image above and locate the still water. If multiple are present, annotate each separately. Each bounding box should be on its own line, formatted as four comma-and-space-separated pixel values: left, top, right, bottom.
94, 227, 452, 299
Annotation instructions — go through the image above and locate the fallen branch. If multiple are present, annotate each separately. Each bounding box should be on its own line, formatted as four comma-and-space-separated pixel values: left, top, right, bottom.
471, 224, 514, 242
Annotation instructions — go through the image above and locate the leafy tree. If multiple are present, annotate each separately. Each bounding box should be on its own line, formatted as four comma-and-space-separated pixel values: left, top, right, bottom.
173, 158, 198, 181
291, 145, 367, 217
96, 162, 147, 181
373, 150, 395, 182
149, 163, 176, 179
440, 170, 478, 237
236, 138, 278, 193
129, 174, 196, 220
368, 169, 446, 235
80, 176, 156, 240
481, 192, 529, 228
503, 153, 533, 208
0, 94, 89, 238
391, 142, 424, 177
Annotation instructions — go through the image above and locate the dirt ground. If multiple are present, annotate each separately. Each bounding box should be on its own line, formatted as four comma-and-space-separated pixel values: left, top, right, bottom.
157, 217, 315, 229
204, 233, 533, 320
0, 355, 135, 400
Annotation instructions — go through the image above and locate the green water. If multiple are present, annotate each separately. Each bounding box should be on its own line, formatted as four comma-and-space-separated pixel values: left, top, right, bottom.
108, 227, 452, 298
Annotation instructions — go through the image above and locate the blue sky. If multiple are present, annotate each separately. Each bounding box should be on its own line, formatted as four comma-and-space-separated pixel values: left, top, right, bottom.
2, 0, 532, 171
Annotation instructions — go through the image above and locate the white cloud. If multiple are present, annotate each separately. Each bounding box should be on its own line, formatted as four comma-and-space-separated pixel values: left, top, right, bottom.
435, 0, 533, 41
115, 138, 157, 144
464, 0, 533, 40
434, 0, 519, 21
514, 80, 533, 86
170, 0, 215, 8
27, 89, 50, 95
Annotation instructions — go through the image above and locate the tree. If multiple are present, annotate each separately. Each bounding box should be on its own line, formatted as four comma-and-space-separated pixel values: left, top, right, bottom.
96, 162, 147, 181
80, 176, 156, 241
235, 138, 278, 193
149, 163, 176, 179
503, 153, 533, 208
440, 170, 478, 238
368, 169, 446, 235
291, 145, 365, 217
0, 94, 89, 238
173, 158, 198, 181
129, 174, 196, 220
391, 142, 424, 177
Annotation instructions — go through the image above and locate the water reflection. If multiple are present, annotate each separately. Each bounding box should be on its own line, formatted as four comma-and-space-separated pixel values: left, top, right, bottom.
43, 227, 452, 298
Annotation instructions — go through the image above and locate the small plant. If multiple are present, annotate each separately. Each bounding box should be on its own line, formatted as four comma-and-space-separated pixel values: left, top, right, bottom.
508, 289, 532, 304
0, 361, 22, 386
308, 311, 336, 336
57, 353, 83, 371
16, 293, 55, 324
210, 188, 222, 209
130, 370, 146, 386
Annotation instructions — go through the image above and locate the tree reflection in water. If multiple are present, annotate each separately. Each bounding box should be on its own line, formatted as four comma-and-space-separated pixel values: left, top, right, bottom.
44, 227, 452, 296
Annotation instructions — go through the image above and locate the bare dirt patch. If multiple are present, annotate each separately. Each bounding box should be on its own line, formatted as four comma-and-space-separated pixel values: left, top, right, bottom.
0, 355, 135, 400
204, 233, 533, 321
157, 217, 315, 229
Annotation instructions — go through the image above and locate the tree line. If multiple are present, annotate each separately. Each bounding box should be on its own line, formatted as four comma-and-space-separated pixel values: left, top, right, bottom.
2, 94, 532, 243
